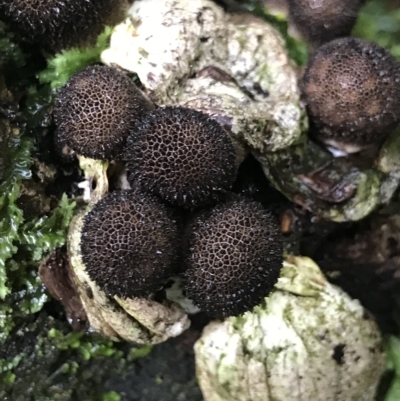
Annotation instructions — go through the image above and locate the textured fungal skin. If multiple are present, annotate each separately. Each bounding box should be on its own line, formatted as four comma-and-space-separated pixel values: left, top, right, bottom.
302, 38, 400, 150
125, 106, 237, 209
184, 196, 283, 318
80, 190, 179, 298
0, 0, 124, 52
54, 65, 153, 160
288, 0, 363, 46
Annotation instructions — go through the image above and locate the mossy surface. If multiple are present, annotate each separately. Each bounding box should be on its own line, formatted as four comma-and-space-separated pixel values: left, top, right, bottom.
0, 18, 199, 401
353, 1, 400, 60
0, 21, 132, 400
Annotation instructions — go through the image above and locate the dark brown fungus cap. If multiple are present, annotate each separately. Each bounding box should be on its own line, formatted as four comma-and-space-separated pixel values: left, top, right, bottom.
302, 38, 400, 152
288, 0, 364, 46
80, 190, 179, 298
0, 0, 124, 53
184, 196, 283, 318
54, 65, 153, 160
125, 106, 237, 209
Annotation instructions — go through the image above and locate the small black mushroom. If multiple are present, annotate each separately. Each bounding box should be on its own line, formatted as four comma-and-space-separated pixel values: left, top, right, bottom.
54, 65, 154, 160
80, 189, 179, 298
0, 0, 125, 53
125, 106, 237, 209
287, 0, 364, 46
302, 37, 400, 153
183, 196, 283, 318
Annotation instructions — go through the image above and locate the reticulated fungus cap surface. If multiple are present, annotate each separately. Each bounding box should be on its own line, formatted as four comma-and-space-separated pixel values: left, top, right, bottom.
54, 65, 153, 160
288, 0, 363, 46
0, 0, 123, 52
184, 196, 283, 318
302, 37, 400, 147
80, 189, 179, 298
125, 106, 237, 209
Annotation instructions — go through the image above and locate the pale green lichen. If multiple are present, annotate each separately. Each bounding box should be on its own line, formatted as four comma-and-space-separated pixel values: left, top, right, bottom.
195, 256, 385, 401
101, 0, 306, 153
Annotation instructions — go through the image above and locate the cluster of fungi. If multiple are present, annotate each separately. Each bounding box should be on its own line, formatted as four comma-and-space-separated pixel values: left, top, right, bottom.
54, 63, 284, 319
3, 0, 400, 320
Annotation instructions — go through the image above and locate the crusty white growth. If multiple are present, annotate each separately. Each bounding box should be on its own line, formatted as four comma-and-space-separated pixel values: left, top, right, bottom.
102, 0, 306, 152
195, 256, 385, 401
165, 277, 201, 315
102, 0, 226, 95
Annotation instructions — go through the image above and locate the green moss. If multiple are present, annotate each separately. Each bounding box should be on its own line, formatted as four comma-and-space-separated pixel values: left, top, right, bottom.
20, 194, 76, 262
0, 186, 75, 341
244, 0, 308, 66
0, 314, 131, 401
0, 21, 26, 75
0, 135, 33, 299
38, 26, 113, 89
99, 392, 121, 401
127, 345, 153, 361
353, 1, 400, 60
46, 328, 126, 361
0, 74, 76, 343
0, 22, 117, 348
383, 336, 400, 401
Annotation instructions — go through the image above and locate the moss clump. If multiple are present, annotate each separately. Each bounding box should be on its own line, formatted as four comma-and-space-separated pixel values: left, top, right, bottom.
0, 21, 25, 74
0, 312, 153, 401
0, 29, 76, 342
38, 26, 113, 89
353, 1, 400, 61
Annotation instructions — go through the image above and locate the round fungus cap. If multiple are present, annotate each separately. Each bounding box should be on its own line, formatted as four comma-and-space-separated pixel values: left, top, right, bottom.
54, 65, 153, 160
184, 196, 283, 318
125, 106, 237, 209
80, 189, 179, 298
0, 0, 124, 52
302, 37, 400, 152
288, 0, 364, 46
